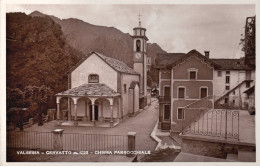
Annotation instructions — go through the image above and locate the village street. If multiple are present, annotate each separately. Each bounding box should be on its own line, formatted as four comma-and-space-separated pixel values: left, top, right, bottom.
26, 98, 159, 151
8, 98, 159, 162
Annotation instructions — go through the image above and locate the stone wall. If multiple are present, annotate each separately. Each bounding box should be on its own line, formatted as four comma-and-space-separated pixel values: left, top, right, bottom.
181, 136, 255, 159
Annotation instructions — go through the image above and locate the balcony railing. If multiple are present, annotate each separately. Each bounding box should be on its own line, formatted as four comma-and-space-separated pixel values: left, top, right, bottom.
158, 96, 171, 103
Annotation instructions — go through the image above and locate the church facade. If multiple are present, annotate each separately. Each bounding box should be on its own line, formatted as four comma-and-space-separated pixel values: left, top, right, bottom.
55, 22, 149, 127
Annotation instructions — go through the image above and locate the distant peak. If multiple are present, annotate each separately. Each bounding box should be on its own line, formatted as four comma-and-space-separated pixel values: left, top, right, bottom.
29, 10, 45, 17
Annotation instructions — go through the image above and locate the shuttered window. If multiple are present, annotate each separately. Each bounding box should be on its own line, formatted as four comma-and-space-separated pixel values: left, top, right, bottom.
189, 71, 196, 79
178, 87, 185, 99
177, 108, 184, 120
200, 88, 208, 98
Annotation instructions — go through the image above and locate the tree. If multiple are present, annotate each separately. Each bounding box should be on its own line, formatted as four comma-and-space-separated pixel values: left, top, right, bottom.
6, 87, 24, 109
240, 16, 255, 66
23, 85, 53, 126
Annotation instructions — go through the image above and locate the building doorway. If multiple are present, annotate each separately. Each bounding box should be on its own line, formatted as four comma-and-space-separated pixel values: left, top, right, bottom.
164, 86, 170, 101
163, 104, 170, 121
89, 105, 98, 121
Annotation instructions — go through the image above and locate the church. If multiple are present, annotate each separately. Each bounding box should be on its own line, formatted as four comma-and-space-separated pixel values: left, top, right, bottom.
55, 21, 150, 127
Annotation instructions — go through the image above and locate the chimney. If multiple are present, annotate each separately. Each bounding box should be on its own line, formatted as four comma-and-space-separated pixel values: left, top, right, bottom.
204, 51, 210, 58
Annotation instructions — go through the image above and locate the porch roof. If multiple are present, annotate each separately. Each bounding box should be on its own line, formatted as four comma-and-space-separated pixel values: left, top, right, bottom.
56, 83, 120, 98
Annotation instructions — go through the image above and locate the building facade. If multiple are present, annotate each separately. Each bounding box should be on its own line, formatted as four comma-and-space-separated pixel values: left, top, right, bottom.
55, 22, 150, 126
156, 50, 255, 132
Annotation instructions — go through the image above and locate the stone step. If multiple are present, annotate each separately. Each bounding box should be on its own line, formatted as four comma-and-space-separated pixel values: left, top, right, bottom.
238, 150, 256, 162
170, 133, 182, 145
226, 153, 238, 161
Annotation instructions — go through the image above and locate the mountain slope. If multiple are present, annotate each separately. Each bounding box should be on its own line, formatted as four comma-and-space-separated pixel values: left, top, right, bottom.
29, 10, 166, 69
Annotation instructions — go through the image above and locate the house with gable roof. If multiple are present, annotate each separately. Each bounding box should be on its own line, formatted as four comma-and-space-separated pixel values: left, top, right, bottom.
56, 51, 140, 127
155, 50, 255, 132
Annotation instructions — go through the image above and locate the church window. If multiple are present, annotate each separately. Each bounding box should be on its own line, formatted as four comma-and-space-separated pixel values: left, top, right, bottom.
217, 71, 222, 77
124, 84, 127, 94
88, 74, 99, 83
136, 40, 141, 51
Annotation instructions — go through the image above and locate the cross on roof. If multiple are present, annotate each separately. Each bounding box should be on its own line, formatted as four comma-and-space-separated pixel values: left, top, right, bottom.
138, 13, 142, 26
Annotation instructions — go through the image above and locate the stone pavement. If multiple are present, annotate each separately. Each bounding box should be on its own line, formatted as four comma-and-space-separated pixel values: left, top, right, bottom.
16, 98, 159, 162
238, 110, 255, 144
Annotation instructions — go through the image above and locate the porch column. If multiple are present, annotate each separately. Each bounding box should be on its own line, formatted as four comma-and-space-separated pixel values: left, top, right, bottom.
117, 99, 120, 122
68, 98, 71, 121
57, 103, 60, 120
57, 103, 60, 121
110, 105, 114, 127
72, 97, 79, 126
56, 96, 61, 125
84, 99, 88, 121
74, 104, 78, 126
100, 99, 104, 122
92, 104, 95, 124
90, 98, 97, 126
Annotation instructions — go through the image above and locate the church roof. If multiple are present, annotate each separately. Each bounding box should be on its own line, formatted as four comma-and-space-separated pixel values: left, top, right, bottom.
56, 84, 120, 97
67, 51, 139, 75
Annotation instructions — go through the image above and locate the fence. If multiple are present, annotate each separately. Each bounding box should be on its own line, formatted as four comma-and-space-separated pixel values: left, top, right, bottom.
182, 109, 239, 140
7, 131, 54, 150
7, 130, 134, 154
62, 133, 127, 151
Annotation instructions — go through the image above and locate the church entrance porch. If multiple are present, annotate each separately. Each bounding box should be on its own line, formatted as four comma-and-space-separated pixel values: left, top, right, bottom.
55, 84, 121, 127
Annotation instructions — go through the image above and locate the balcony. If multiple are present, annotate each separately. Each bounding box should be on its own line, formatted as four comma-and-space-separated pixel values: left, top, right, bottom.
158, 96, 171, 103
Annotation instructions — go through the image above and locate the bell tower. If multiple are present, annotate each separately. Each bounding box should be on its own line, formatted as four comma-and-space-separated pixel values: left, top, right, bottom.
132, 14, 148, 100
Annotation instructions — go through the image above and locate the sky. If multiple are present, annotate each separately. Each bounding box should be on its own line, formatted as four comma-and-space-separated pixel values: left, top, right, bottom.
6, 4, 255, 59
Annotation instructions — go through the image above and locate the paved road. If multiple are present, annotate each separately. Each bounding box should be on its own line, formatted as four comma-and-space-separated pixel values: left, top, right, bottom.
25, 98, 159, 152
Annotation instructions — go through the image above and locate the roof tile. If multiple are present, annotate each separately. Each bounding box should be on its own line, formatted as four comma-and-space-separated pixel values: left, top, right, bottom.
56, 84, 120, 97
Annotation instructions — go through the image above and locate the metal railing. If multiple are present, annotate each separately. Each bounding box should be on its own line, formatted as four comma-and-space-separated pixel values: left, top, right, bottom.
158, 96, 171, 103
7, 131, 128, 151
62, 133, 127, 151
182, 109, 239, 140
7, 131, 54, 150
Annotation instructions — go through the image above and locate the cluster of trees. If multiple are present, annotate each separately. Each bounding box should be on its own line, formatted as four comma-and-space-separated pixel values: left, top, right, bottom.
7, 85, 53, 126
6, 13, 83, 126
240, 16, 255, 67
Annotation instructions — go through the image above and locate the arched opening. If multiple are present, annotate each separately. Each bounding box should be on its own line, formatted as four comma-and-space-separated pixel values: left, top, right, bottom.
88, 99, 100, 121
59, 97, 68, 120
136, 40, 141, 51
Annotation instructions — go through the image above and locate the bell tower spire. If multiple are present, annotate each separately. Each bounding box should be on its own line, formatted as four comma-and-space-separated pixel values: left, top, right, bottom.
132, 14, 148, 106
